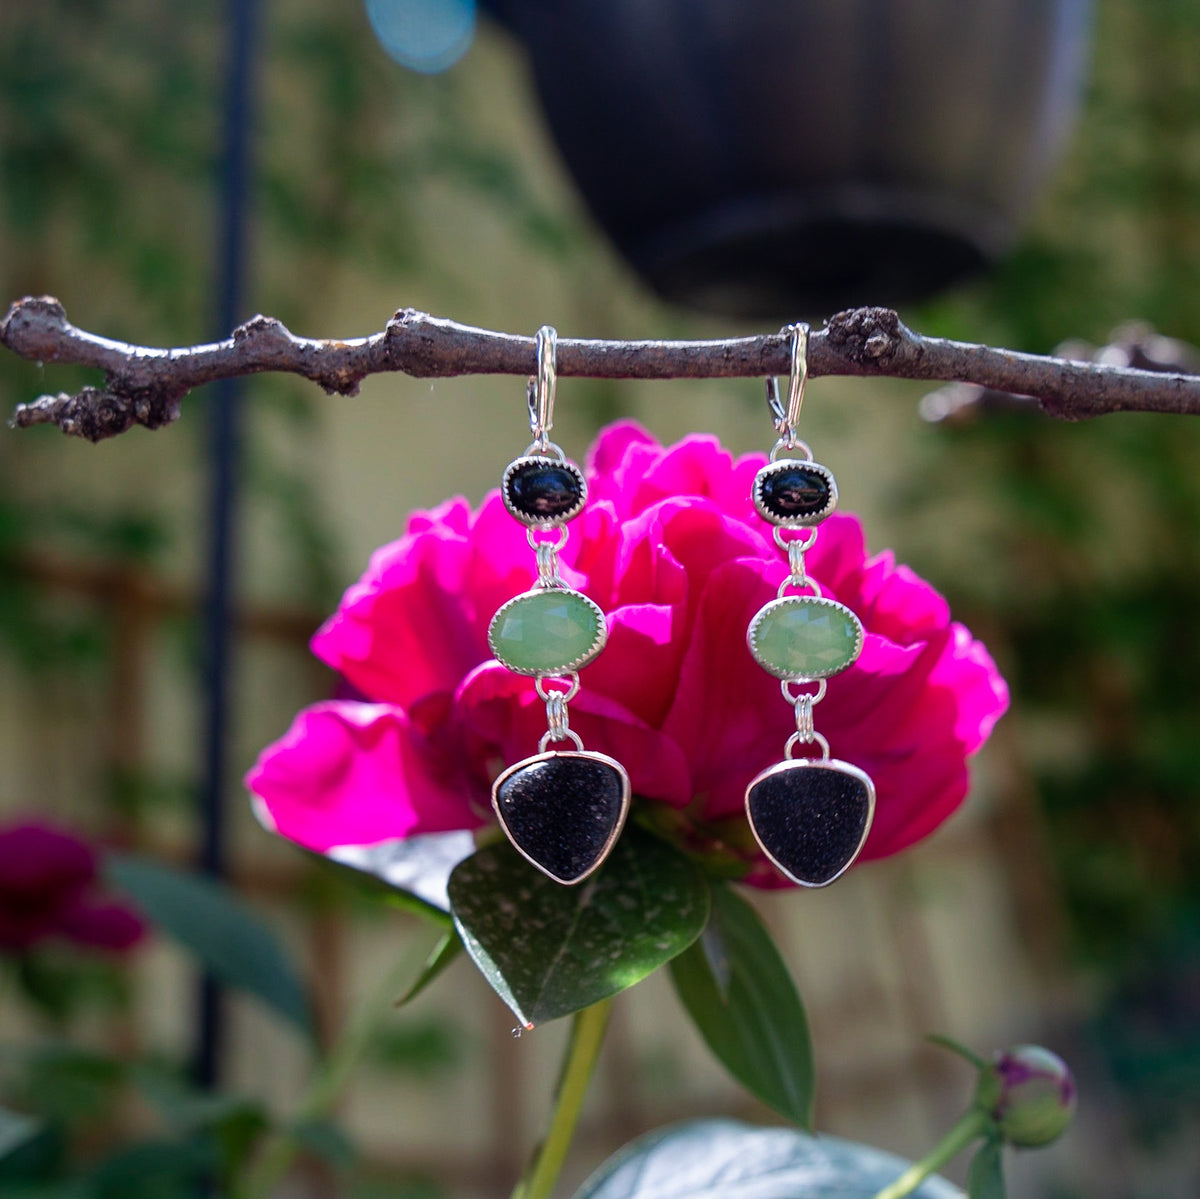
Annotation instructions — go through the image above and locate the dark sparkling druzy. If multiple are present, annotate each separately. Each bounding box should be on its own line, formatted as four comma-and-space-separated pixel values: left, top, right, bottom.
747, 764, 871, 886
506, 460, 585, 522
758, 463, 833, 522
495, 754, 626, 883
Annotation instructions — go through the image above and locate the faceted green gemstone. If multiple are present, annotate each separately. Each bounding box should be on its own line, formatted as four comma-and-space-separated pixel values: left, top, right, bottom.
489, 588, 606, 675
748, 596, 863, 680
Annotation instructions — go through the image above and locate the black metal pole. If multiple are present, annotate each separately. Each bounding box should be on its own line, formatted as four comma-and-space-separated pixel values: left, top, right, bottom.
194, 0, 260, 1090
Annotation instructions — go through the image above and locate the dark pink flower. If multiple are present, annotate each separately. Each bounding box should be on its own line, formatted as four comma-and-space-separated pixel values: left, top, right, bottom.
248, 422, 1008, 886
0, 821, 146, 953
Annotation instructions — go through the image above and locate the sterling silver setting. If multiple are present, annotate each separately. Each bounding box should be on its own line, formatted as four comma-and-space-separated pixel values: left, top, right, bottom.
501, 454, 588, 528
744, 756, 876, 889
491, 749, 632, 886
746, 595, 864, 681
487, 587, 608, 676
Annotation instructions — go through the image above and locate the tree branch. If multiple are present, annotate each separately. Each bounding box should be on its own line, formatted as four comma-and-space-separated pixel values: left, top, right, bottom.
3, 295, 1197, 442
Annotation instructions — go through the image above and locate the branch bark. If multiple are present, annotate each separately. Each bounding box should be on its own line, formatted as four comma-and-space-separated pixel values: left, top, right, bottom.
3, 295, 1198, 442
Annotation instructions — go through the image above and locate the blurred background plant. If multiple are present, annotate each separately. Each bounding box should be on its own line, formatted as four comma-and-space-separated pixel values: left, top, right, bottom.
0, 0, 1198, 1196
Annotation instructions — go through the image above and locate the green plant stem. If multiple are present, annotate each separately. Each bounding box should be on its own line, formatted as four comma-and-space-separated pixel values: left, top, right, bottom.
511, 998, 614, 1199
236, 928, 440, 1199
870, 1109, 990, 1199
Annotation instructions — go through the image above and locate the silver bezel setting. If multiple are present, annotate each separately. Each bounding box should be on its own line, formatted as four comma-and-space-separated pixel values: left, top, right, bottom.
487, 587, 608, 676
746, 595, 864, 681
745, 756, 876, 888
501, 455, 588, 528
491, 749, 632, 885
753, 458, 837, 527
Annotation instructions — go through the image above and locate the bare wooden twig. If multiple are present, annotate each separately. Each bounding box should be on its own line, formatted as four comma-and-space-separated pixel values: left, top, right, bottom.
3, 295, 1198, 442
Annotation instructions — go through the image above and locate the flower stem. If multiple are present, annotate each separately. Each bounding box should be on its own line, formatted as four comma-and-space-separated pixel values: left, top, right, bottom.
511, 998, 614, 1199
870, 1109, 990, 1199
236, 927, 441, 1199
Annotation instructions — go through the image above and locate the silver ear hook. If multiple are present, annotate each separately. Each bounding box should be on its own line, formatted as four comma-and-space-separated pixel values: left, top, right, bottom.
528, 325, 558, 450
766, 323, 809, 448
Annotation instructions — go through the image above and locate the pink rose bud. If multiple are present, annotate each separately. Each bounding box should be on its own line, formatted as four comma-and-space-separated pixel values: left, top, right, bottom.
976, 1045, 1077, 1147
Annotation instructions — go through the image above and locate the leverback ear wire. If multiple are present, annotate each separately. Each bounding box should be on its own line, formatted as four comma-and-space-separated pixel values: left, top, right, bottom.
527, 325, 558, 452
766, 322, 809, 453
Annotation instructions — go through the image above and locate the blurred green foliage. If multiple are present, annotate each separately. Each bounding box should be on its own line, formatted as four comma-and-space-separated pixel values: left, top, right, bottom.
913, 0, 1200, 1150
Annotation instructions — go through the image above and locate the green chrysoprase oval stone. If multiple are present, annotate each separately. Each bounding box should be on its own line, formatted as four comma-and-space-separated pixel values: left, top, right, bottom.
748, 596, 863, 679
489, 588, 606, 675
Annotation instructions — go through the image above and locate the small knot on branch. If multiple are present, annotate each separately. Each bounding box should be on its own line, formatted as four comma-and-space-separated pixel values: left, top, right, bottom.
10, 385, 182, 441
1, 295, 72, 356
233, 314, 290, 347
824, 307, 913, 368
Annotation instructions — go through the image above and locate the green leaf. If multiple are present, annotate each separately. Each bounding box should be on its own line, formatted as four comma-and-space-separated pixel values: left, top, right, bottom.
370, 1018, 463, 1079
573, 1119, 964, 1199
0, 1108, 41, 1164
927, 1034, 989, 1071
17, 1044, 124, 1124
966, 1139, 1005, 1199
105, 854, 310, 1033
290, 1118, 357, 1171
90, 1139, 216, 1199
448, 828, 709, 1027
131, 1063, 269, 1176
669, 884, 814, 1128
393, 929, 462, 1008
315, 832, 476, 924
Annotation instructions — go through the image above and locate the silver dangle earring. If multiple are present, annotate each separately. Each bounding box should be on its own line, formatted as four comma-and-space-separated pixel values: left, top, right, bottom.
744, 323, 876, 887
487, 326, 631, 885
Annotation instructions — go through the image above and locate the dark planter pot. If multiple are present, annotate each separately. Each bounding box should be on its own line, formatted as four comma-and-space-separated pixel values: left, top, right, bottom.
483, 0, 1092, 318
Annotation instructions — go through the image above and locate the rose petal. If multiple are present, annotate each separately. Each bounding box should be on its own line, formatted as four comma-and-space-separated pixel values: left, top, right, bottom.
247, 702, 490, 852
457, 662, 693, 806
58, 898, 147, 952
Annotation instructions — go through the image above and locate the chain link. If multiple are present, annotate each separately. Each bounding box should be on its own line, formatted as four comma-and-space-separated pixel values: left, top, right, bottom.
535, 672, 585, 751
535, 542, 563, 588
774, 526, 823, 598
793, 693, 814, 741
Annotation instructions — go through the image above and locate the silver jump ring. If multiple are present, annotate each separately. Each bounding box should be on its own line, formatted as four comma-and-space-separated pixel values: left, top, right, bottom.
774, 526, 819, 553
777, 575, 824, 600
784, 730, 830, 761
535, 673, 580, 704
528, 525, 569, 553
528, 325, 558, 448
781, 678, 827, 705
522, 438, 567, 463
769, 437, 814, 463
539, 727, 585, 753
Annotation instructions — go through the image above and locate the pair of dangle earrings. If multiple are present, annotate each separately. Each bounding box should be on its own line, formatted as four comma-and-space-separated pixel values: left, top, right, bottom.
487, 326, 631, 885
744, 323, 876, 887
486, 323, 873, 890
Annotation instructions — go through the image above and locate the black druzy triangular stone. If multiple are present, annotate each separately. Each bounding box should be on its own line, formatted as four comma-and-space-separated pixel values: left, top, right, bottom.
493, 751, 631, 884
746, 759, 875, 887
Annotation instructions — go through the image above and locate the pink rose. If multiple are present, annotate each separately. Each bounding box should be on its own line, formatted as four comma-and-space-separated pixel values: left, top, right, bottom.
0, 820, 146, 953
248, 422, 1008, 887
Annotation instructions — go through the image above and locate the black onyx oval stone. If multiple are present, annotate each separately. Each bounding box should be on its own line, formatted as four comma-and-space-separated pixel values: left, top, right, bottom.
493, 751, 630, 884
755, 461, 836, 526
746, 760, 874, 887
504, 458, 586, 525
